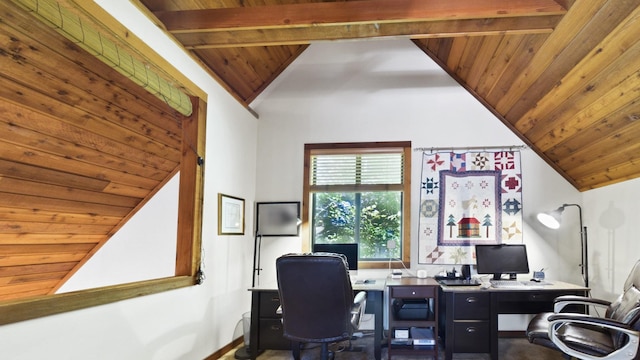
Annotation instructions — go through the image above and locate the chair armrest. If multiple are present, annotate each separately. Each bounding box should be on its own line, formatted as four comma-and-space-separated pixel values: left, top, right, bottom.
350, 291, 367, 329
548, 313, 640, 360
351, 291, 367, 315
553, 295, 611, 313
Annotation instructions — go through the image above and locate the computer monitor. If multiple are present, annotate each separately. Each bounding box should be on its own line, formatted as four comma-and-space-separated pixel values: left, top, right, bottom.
313, 243, 359, 271
475, 244, 529, 280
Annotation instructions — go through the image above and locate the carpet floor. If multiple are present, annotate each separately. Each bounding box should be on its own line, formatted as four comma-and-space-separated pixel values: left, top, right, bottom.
221, 334, 565, 360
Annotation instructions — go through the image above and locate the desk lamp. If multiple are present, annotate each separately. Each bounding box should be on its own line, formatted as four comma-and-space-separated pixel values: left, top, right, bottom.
537, 204, 589, 287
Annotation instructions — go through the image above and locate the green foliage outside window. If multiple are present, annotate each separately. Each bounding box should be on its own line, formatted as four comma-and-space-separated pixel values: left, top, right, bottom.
312, 192, 401, 259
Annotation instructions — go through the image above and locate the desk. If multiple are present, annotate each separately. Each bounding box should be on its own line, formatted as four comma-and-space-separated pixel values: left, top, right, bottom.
440, 281, 589, 360
248, 280, 385, 360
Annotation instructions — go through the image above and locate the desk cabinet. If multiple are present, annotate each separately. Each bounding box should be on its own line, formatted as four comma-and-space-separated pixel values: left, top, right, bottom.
249, 290, 290, 358
446, 292, 491, 354
387, 278, 439, 359
441, 282, 589, 360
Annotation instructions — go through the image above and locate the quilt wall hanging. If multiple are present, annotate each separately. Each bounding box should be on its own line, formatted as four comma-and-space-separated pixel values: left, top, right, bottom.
418, 150, 523, 265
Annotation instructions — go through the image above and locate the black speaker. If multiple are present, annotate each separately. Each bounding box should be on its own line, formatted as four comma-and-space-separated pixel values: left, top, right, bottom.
461, 264, 471, 280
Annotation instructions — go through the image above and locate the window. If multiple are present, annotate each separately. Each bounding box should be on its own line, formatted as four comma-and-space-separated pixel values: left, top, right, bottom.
303, 142, 411, 269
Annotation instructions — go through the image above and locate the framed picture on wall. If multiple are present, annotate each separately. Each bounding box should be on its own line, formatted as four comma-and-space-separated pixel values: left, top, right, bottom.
256, 202, 301, 236
218, 193, 245, 235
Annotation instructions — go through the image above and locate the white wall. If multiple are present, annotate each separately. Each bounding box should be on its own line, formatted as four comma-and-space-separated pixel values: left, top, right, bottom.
57, 174, 179, 292
2, 8, 640, 358
0, 1, 258, 359
583, 177, 640, 299
251, 39, 584, 286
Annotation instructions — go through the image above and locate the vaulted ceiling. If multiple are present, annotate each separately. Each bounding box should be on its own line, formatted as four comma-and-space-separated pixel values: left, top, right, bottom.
138, 0, 640, 192
1, 0, 639, 303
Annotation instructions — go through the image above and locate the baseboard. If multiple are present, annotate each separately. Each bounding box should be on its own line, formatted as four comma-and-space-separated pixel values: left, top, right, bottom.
203, 336, 244, 360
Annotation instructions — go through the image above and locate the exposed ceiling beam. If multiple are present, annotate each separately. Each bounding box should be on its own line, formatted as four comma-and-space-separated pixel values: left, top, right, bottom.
155, 0, 566, 32
175, 16, 563, 49
154, 0, 567, 48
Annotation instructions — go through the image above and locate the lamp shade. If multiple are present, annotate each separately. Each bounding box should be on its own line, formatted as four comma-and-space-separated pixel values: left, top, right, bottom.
537, 211, 561, 229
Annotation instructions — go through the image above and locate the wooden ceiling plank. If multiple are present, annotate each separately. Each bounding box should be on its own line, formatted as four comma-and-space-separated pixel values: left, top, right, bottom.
0, 279, 60, 297
194, 49, 260, 101
0, 177, 140, 208
532, 76, 640, 154
0, 262, 77, 276
0, 234, 104, 245
566, 149, 640, 181
455, 36, 485, 80
575, 162, 640, 191
514, 3, 640, 134
0, 141, 163, 190
0, 159, 108, 192
466, 35, 504, 90
0, 252, 87, 267
525, 53, 640, 149
0, 206, 122, 226
0, 83, 181, 163
555, 121, 640, 174
484, 34, 548, 106
0, 99, 179, 173
0, 271, 69, 286
0, 192, 132, 218
0, 108, 177, 180
547, 102, 640, 161
445, 37, 469, 73
0, 51, 182, 155
0, 218, 120, 234
155, 0, 566, 32
0, 243, 96, 255
500, 0, 639, 122
475, 35, 527, 96
174, 16, 561, 48
102, 181, 163, 198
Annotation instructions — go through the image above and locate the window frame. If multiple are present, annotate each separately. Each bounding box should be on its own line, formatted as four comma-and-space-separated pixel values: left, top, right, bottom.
302, 142, 411, 269
0, 98, 206, 325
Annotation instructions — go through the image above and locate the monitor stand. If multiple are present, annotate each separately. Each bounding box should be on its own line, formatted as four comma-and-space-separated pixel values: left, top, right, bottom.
492, 273, 517, 280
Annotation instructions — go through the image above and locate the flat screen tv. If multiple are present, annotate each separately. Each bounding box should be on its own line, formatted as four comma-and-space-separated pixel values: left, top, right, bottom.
475, 244, 529, 280
313, 243, 359, 271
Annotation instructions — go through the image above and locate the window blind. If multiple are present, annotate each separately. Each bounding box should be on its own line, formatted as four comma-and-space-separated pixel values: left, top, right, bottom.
311, 153, 403, 186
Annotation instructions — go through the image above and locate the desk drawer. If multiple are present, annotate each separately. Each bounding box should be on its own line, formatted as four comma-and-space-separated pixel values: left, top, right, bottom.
258, 319, 290, 350
453, 321, 490, 353
391, 286, 436, 299
498, 290, 586, 314
259, 291, 283, 318
453, 292, 490, 320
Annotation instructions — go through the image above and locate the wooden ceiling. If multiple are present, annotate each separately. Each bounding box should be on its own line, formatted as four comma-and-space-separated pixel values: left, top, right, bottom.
0, 0, 189, 301
1, 0, 638, 303
138, 0, 640, 191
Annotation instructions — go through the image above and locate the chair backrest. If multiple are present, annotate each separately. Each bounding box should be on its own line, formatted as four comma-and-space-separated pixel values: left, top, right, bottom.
605, 260, 640, 350
606, 260, 640, 321
276, 253, 355, 343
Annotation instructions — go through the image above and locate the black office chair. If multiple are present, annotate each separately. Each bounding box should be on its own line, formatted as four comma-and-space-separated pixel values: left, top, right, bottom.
276, 253, 367, 360
527, 260, 640, 359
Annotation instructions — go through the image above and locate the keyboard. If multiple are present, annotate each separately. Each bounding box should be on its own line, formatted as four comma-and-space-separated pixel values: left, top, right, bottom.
490, 280, 544, 288
440, 279, 481, 286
